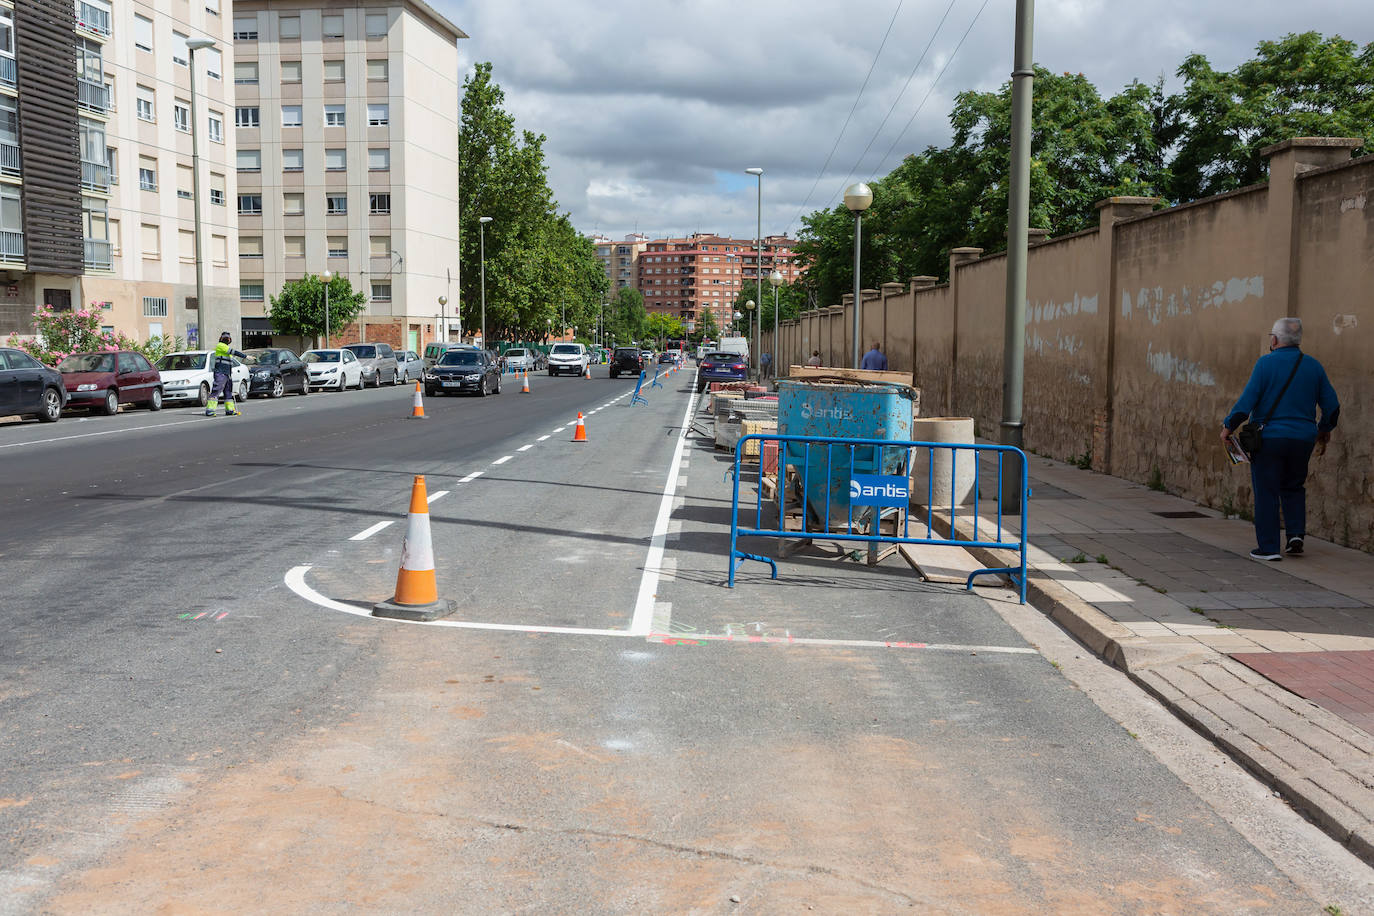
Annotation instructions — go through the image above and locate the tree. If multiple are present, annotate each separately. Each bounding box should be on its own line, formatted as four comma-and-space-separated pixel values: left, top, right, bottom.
644, 313, 684, 348
268, 274, 366, 345
605, 286, 646, 347
693, 308, 719, 345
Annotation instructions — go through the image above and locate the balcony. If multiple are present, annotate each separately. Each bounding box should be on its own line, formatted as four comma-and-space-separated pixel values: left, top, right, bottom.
81, 160, 109, 191
84, 238, 112, 270
76, 2, 112, 38
0, 229, 24, 262
0, 57, 14, 90
77, 79, 110, 114
0, 141, 19, 177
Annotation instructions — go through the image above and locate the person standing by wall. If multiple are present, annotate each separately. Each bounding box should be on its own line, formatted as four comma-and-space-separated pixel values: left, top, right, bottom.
860, 341, 888, 371
1220, 317, 1340, 561
760, 350, 772, 379
806, 350, 823, 367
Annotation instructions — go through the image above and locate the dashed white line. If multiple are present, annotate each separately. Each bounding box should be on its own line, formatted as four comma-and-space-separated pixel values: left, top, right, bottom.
517, 444, 533, 452
553, 427, 566, 433
460, 471, 484, 483
426, 489, 450, 503
350, 520, 395, 541
537, 435, 550, 442
492, 455, 512, 465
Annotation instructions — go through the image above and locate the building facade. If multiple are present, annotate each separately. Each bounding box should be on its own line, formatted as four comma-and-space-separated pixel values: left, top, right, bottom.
593, 233, 647, 296
1, 0, 239, 345
231, 0, 464, 354
637, 233, 801, 333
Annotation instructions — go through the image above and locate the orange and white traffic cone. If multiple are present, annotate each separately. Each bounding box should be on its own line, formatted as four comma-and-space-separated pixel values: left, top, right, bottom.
521, 369, 530, 393
572, 412, 587, 442
372, 475, 454, 621
584, 362, 592, 380
408, 381, 426, 419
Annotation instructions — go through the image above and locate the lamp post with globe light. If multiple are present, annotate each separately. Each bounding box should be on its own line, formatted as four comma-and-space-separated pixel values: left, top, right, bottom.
437, 295, 447, 343
769, 269, 784, 376
185, 37, 215, 340
744, 299, 757, 378
321, 269, 333, 348
844, 182, 873, 368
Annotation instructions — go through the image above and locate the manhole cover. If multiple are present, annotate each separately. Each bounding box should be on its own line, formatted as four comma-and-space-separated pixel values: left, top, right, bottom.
1153, 511, 1210, 519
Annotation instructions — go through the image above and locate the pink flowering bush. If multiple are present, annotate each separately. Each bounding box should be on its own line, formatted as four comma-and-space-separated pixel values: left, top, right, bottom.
3, 305, 145, 367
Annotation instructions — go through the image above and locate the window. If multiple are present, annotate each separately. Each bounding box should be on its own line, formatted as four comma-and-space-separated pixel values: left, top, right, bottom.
367, 148, 389, 171
136, 86, 155, 122
172, 31, 188, 66
178, 229, 195, 263
241, 282, 264, 302
208, 112, 223, 143
105, 146, 117, 184
324, 105, 345, 127
281, 105, 302, 128
370, 282, 391, 301
206, 0, 220, 16
325, 148, 346, 171
209, 172, 224, 206
280, 60, 301, 82
282, 148, 303, 171
283, 193, 304, 215
323, 59, 344, 81
240, 236, 262, 258
236, 149, 261, 172
234, 61, 258, 84
143, 295, 168, 317
278, 16, 300, 40
367, 59, 387, 81
210, 234, 225, 267
369, 235, 390, 257
284, 236, 305, 258
134, 14, 153, 52
205, 48, 221, 80
327, 236, 347, 257
366, 13, 388, 37
369, 193, 390, 214
322, 15, 343, 38
367, 103, 389, 126
138, 156, 157, 190
235, 107, 260, 128
326, 194, 347, 214
233, 16, 257, 40
238, 194, 262, 215
140, 224, 160, 259
173, 101, 190, 132
176, 163, 192, 198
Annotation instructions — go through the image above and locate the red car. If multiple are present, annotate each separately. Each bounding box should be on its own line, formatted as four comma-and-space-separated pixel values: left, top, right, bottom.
58, 350, 163, 415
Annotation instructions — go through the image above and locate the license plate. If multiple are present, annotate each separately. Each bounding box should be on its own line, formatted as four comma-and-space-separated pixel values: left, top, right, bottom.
442, 380, 462, 387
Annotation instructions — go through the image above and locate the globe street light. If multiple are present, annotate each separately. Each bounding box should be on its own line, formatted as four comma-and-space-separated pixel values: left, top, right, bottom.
478, 216, 493, 348
321, 269, 333, 348
769, 268, 784, 377
438, 295, 447, 343
733, 310, 742, 337
745, 167, 763, 373
185, 37, 215, 342
744, 299, 757, 378
844, 182, 873, 368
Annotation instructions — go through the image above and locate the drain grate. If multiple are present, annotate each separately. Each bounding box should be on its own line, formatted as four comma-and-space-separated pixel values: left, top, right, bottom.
1153, 510, 1210, 519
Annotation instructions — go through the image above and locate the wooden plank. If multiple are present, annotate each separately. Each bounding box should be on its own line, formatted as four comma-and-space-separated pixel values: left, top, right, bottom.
783, 366, 915, 388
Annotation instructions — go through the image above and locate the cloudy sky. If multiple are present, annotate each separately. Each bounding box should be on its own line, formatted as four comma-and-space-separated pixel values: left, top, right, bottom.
431, 0, 1370, 243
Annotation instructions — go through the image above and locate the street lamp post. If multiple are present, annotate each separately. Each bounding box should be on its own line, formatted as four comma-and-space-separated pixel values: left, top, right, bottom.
185, 37, 215, 342
744, 299, 756, 378
769, 269, 784, 377
478, 216, 492, 348
745, 167, 763, 375
733, 310, 742, 338
321, 269, 333, 348
844, 182, 873, 368
438, 295, 447, 343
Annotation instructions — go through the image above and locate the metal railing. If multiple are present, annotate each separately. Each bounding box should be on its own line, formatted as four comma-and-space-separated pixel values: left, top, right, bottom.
728, 434, 1029, 602
83, 238, 112, 270
0, 230, 25, 262
0, 57, 14, 90
77, 78, 109, 113
76, 2, 112, 37
0, 141, 19, 177
80, 159, 109, 191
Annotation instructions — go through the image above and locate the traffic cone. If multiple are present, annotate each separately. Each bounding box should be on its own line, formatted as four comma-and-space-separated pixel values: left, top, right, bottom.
584, 362, 592, 379
372, 475, 454, 621
408, 380, 426, 419
521, 369, 530, 393
572, 412, 587, 442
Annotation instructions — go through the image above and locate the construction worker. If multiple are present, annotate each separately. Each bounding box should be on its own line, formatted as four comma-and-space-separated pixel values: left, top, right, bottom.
206, 331, 247, 416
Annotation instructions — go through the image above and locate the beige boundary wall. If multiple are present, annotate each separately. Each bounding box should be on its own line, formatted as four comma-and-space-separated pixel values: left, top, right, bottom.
767, 139, 1374, 551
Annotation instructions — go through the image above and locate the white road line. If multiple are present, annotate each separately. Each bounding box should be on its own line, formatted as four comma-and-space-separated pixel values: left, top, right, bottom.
646, 632, 1039, 653
517, 444, 533, 452
460, 471, 484, 483
630, 384, 698, 636
553, 427, 566, 433
426, 489, 450, 503
492, 455, 512, 465
537, 435, 550, 442
350, 520, 396, 541
0, 417, 200, 450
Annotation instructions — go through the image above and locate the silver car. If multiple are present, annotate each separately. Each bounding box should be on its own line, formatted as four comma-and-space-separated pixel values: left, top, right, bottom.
342, 342, 399, 387
396, 349, 425, 383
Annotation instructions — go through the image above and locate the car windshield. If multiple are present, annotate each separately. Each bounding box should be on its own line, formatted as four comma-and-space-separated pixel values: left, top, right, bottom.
244, 349, 279, 365
60, 353, 116, 373
345, 345, 376, 359
304, 351, 340, 363
438, 351, 482, 367
506, 349, 527, 358
158, 353, 207, 371
614, 348, 638, 357
705, 353, 737, 362
551, 345, 581, 355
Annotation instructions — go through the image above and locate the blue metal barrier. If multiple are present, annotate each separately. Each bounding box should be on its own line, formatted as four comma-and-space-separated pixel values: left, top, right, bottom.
630, 370, 648, 406
728, 434, 1028, 603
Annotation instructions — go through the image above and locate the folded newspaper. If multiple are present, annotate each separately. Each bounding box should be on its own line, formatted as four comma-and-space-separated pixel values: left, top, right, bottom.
1225, 436, 1250, 465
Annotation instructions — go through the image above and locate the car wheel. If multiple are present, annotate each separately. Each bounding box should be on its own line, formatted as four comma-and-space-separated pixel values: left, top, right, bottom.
697, 380, 706, 393
477, 377, 488, 397
388, 370, 398, 386
548, 369, 555, 376
270, 377, 285, 398
426, 387, 439, 397
197, 382, 210, 408
610, 370, 618, 379
147, 387, 163, 411
236, 380, 249, 403
101, 389, 119, 416
298, 378, 309, 396
495, 375, 502, 395
38, 387, 62, 423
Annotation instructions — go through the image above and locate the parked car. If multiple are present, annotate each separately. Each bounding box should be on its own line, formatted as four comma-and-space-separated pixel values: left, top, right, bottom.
157, 350, 250, 407
696, 350, 748, 392
343, 342, 399, 387
422, 341, 473, 369
303, 348, 364, 390
60, 350, 163, 414
396, 349, 424, 383
243, 347, 310, 398
0, 347, 66, 422
547, 342, 590, 376
639, 349, 654, 365
503, 347, 535, 373
425, 348, 502, 396
608, 347, 643, 379
657, 351, 677, 364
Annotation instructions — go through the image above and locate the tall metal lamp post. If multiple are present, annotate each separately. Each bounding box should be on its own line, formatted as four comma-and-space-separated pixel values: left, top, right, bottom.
744, 299, 757, 378
769, 269, 784, 376
844, 182, 873, 368
185, 37, 215, 341
321, 269, 333, 347
437, 295, 447, 343
745, 167, 763, 373
478, 216, 492, 348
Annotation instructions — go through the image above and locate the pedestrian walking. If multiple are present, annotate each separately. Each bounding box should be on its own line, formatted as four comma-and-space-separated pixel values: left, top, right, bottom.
206, 331, 247, 417
760, 351, 772, 379
806, 350, 823, 367
860, 341, 888, 371
1220, 317, 1340, 561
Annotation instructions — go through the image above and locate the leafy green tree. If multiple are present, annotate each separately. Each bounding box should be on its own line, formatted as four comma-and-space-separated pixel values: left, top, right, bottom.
692, 308, 719, 345
606, 286, 646, 346
644, 313, 684, 348
267, 274, 366, 345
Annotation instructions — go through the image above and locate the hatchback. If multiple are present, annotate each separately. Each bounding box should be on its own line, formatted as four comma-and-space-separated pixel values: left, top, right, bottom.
608, 347, 643, 379
157, 350, 250, 407
60, 350, 163, 414
696, 351, 749, 392
303, 349, 364, 390
343, 343, 399, 387
243, 348, 310, 398
0, 347, 66, 422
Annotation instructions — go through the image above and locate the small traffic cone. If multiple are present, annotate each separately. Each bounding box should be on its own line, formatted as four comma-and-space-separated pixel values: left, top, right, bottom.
408, 381, 426, 419
572, 412, 587, 442
584, 362, 592, 380
373, 475, 454, 621
521, 369, 530, 393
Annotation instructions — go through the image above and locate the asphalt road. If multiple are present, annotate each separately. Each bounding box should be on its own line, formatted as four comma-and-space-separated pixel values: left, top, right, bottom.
0, 367, 1366, 913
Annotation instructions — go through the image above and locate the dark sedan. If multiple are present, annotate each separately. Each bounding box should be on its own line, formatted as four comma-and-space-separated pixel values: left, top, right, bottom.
244, 348, 310, 398
425, 348, 503, 397
696, 351, 748, 392
0, 347, 66, 422
608, 347, 643, 379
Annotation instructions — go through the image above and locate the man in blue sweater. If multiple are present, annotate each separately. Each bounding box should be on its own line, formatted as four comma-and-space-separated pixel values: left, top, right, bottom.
1221, 318, 1340, 561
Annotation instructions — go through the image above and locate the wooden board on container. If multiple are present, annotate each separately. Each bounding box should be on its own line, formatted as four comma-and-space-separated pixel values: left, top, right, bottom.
784, 366, 915, 388
898, 542, 984, 584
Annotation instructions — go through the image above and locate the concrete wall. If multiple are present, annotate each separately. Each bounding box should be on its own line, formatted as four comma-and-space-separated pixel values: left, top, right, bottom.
764, 138, 1374, 551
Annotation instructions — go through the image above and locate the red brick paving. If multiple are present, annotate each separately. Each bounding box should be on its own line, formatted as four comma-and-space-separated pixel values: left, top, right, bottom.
1231, 650, 1374, 736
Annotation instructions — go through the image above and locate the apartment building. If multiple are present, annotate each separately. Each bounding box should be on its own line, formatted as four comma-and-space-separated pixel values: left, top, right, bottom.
593, 233, 647, 295
637, 233, 801, 333
0, 0, 239, 344
231, 1, 465, 353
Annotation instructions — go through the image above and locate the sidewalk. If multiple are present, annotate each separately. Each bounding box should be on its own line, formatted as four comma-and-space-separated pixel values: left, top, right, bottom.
947, 453, 1374, 864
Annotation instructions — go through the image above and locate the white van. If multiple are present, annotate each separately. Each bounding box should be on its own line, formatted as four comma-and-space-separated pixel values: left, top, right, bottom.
547, 342, 589, 376
718, 336, 749, 359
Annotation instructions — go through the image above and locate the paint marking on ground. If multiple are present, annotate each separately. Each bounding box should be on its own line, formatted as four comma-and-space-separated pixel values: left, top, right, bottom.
426, 489, 450, 503
350, 520, 396, 541
492, 455, 513, 466
646, 631, 1039, 652
630, 383, 698, 636
460, 471, 484, 483
517, 444, 533, 452
553, 427, 566, 434
537, 435, 550, 442
0, 417, 201, 451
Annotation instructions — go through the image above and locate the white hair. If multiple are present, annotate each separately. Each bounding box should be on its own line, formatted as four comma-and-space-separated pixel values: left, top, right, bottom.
1271, 317, 1302, 347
